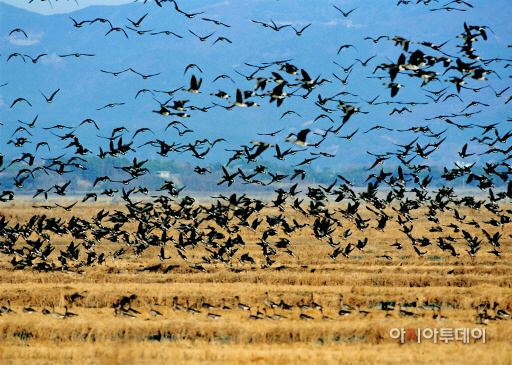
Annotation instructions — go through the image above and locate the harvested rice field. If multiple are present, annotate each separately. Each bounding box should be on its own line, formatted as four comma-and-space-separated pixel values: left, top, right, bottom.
0, 201, 511, 365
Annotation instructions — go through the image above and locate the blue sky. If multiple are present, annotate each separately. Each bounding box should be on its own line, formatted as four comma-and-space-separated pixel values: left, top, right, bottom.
0, 0, 511, 174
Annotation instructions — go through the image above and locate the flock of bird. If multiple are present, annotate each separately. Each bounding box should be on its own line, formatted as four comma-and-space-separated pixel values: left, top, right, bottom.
1, 291, 509, 325
0, 1, 511, 281
114, 293, 511, 324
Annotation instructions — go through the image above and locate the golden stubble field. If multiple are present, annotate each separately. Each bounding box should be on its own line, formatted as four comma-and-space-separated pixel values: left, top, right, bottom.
0, 200, 511, 365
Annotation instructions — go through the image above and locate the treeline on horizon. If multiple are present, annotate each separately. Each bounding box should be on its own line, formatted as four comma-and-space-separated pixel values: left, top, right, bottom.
0, 156, 508, 198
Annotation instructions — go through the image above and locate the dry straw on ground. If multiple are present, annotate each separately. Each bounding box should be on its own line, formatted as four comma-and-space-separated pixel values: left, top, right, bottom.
0, 202, 511, 364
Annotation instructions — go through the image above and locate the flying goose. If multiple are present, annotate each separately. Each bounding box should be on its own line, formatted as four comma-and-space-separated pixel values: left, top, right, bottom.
150, 30, 183, 37
383, 83, 404, 97
229, 89, 248, 107
333, 5, 358, 17
291, 23, 311, 36
24, 54, 47, 63
105, 27, 129, 38
9, 28, 28, 37
286, 129, 311, 146
126, 13, 148, 27
189, 30, 215, 41
211, 37, 232, 46
7, 53, 26, 63
174, 2, 204, 18
183, 75, 202, 93
202, 18, 231, 27
126, 26, 154, 35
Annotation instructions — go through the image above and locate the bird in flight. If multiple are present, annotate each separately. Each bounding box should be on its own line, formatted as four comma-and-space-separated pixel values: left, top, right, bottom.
101, 69, 130, 76
40, 89, 60, 103
9, 29, 28, 38
183, 75, 202, 93
126, 13, 148, 27
337, 44, 357, 54
59, 53, 95, 57
291, 23, 311, 36
150, 30, 183, 38
96, 102, 125, 110
286, 129, 311, 146
105, 27, 129, 38
257, 128, 285, 137
7, 53, 25, 63
69, 17, 91, 28
184, 64, 202, 75
202, 18, 231, 28
10, 98, 32, 108
174, 2, 204, 18
364, 35, 387, 43
129, 68, 161, 79
189, 30, 215, 42
333, 5, 358, 17
211, 37, 232, 46
24, 54, 47, 63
